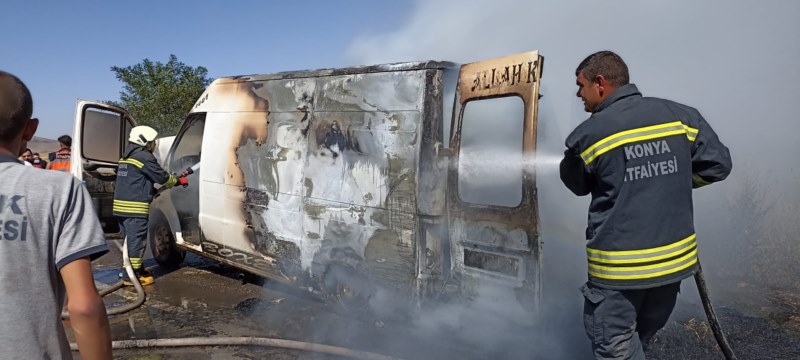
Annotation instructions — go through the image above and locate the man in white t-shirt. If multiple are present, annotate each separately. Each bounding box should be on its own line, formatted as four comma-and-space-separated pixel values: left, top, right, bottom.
0, 71, 112, 359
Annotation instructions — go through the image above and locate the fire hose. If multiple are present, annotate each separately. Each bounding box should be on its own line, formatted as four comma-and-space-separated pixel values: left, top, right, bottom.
695, 263, 738, 360
61, 239, 146, 320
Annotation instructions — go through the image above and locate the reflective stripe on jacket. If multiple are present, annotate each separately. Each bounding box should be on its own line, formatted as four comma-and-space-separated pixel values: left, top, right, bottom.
560, 84, 732, 289
113, 144, 177, 218
50, 148, 71, 172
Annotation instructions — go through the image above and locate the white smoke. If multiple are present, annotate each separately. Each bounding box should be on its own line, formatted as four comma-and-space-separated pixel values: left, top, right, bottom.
343, 0, 800, 357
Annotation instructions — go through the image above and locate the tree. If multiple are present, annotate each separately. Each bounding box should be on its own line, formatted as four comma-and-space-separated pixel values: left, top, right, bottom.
110, 54, 211, 136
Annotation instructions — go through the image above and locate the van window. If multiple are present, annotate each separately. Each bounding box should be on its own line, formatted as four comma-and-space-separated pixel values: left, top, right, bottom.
457, 96, 524, 207
82, 107, 126, 163
170, 113, 205, 172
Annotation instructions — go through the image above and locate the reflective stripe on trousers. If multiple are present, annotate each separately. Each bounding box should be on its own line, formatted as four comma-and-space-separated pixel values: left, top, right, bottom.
118, 216, 148, 270
113, 199, 150, 215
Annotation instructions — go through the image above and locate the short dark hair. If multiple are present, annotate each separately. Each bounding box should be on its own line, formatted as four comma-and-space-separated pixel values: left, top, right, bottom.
0, 71, 33, 142
23, 148, 32, 155
58, 135, 72, 147
575, 51, 630, 87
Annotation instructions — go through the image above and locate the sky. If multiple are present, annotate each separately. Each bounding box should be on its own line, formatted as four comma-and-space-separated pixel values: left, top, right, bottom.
0, 0, 412, 139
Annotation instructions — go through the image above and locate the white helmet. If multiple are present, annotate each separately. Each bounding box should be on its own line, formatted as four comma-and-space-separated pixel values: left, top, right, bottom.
129, 126, 158, 146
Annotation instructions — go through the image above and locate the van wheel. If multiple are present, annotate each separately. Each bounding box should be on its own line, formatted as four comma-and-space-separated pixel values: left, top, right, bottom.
323, 264, 374, 312
148, 211, 184, 271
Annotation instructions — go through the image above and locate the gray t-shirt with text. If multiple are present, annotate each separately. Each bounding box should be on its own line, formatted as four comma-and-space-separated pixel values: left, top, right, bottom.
0, 154, 108, 359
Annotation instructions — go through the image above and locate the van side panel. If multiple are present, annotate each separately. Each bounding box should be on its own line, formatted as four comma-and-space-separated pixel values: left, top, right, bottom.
192, 69, 435, 293
414, 69, 452, 295
195, 81, 273, 269
219, 70, 426, 291
235, 78, 315, 279
301, 71, 425, 291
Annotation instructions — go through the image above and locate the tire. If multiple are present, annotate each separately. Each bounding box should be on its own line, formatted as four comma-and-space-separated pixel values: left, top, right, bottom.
148, 210, 185, 271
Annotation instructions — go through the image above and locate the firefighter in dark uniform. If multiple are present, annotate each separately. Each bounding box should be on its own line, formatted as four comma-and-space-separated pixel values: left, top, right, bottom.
114, 125, 188, 285
560, 51, 732, 359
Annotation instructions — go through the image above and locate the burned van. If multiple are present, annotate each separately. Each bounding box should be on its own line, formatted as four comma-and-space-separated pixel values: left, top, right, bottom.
73, 50, 544, 309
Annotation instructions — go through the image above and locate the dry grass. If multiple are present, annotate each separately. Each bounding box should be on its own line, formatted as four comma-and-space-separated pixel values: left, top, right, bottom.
684, 317, 714, 341
767, 290, 800, 336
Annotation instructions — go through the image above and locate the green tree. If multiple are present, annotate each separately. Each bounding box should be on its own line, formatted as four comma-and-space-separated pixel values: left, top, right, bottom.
110, 54, 211, 136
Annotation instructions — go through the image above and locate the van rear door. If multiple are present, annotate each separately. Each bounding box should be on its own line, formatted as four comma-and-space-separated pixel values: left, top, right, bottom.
445, 51, 543, 306
71, 100, 136, 233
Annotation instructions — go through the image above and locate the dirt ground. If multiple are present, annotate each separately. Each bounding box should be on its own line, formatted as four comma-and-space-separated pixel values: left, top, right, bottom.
68, 246, 800, 360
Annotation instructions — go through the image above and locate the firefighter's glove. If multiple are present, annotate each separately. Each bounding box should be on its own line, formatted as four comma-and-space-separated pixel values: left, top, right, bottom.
178, 176, 189, 188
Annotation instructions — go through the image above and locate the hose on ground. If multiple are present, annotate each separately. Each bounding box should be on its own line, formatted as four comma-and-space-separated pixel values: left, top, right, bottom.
62, 239, 146, 319
98, 281, 124, 297
69, 337, 401, 360
105, 239, 146, 315
694, 263, 738, 360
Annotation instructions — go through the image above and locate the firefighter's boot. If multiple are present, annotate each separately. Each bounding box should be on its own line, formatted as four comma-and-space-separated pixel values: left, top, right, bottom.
121, 268, 155, 286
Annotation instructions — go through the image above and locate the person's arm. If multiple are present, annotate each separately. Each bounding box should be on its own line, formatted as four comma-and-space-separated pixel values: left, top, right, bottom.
61, 258, 111, 360
140, 155, 178, 188
55, 176, 111, 358
689, 113, 732, 188
560, 146, 593, 196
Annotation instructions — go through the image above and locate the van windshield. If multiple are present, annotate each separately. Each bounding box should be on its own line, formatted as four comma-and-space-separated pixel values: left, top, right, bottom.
170, 113, 205, 172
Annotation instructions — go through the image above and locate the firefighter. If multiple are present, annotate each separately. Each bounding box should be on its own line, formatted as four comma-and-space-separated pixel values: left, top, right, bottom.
114, 125, 188, 285
560, 51, 732, 359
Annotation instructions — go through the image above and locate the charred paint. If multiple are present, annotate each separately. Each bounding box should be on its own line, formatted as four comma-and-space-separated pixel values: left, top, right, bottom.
364, 228, 415, 290
172, 53, 542, 310
445, 51, 543, 303
304, 178, 313, 198
303, 203, 327, 220
313, 120, 361, 158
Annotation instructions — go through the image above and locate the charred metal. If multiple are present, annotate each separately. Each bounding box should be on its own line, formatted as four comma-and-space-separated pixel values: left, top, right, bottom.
470, 60, 540, 92
123, 51, 547, 312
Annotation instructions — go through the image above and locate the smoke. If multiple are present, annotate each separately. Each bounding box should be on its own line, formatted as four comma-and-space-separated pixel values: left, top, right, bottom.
337, 0, 800, 357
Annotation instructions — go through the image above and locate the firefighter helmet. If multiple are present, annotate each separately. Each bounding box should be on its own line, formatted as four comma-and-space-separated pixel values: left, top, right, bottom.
129, 126, 158, 146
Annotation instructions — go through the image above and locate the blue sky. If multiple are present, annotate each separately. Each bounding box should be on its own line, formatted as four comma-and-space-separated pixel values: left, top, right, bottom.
0, 1, 412, 139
